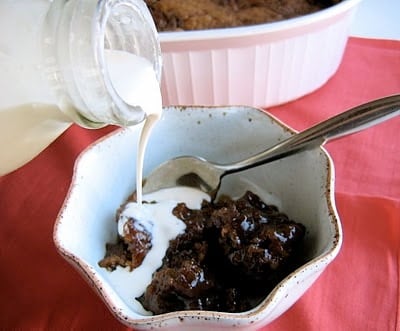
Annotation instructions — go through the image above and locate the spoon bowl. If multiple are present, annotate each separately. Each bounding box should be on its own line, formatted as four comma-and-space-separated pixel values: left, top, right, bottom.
144, 95, 400, 200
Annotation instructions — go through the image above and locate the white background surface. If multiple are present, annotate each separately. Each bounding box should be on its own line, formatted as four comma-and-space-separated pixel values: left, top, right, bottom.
350, 0, 400, 40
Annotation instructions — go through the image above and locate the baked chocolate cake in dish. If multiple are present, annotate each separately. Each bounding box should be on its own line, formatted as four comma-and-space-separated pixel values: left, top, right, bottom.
145, 0, 343, 31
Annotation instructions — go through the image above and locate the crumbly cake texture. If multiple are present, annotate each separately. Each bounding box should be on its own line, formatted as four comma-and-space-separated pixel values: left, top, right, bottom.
145, 0, 342, 31
99, 191, 306, 314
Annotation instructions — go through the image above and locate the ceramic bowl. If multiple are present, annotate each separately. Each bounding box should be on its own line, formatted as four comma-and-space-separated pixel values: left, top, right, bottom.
158, 0, 361, 108
54, 106, 342, 330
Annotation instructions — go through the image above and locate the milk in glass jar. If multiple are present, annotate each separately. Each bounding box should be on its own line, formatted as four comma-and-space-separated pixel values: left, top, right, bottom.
0, 0, 162, 175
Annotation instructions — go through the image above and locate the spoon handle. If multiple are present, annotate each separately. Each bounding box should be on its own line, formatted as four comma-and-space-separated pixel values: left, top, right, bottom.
222, 94, 400, 173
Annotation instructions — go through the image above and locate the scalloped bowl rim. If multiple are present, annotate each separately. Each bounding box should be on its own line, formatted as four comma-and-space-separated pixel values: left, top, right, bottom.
54, 106, 342, 329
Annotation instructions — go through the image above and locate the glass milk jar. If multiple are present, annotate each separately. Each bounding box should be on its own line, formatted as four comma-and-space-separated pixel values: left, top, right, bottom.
0, 0, 162, 175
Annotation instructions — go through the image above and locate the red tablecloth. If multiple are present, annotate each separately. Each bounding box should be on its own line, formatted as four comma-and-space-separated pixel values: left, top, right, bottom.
0, 37, 399, 330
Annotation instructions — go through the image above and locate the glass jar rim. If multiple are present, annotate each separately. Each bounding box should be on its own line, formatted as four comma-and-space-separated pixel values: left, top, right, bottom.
43, 0, 162, 127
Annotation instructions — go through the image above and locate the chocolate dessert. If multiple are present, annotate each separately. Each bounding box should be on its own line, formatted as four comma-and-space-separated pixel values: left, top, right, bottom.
145, 0, 342, 31
100, 191, 306, 314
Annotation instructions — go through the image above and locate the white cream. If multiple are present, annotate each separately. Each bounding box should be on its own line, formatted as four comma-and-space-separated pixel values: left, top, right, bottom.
0, 45, 162, 175
115, 186, 210, 314
102, 49, 171, 315
105, 49, 162, 205
0, 103, 72, 175
135, 113, 160, 205
105, 50, 162, 119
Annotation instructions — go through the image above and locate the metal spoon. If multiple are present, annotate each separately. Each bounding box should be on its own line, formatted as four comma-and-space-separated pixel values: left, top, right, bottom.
143, 95, 400, 200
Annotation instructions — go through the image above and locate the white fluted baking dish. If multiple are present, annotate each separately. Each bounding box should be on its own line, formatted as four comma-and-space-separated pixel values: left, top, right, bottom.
159, 0, 362, 107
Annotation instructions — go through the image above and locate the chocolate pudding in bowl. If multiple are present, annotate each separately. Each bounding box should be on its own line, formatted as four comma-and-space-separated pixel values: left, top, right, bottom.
54, 105, 342, 330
